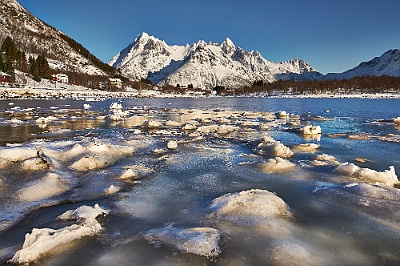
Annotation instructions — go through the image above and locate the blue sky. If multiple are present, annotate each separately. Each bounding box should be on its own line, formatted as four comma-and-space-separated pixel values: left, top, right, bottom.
18, 0, 400, 74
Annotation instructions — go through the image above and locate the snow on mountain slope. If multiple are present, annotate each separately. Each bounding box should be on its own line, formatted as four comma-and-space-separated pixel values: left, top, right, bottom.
0, 0, 106, 76
326, 49, 400, 80
110, 33, 318, 89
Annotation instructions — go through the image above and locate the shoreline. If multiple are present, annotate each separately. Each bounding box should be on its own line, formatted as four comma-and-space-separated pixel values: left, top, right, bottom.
1, 86, 399, 100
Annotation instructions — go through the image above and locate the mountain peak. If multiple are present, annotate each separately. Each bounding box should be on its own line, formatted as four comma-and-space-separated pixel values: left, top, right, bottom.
221, 38, 235, 54
134, 32, 151, 43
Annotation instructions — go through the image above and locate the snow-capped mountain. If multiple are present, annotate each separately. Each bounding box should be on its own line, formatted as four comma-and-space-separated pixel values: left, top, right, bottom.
110, 32, 319, 89
0, 0, 106, 75
326, 49, 400, 80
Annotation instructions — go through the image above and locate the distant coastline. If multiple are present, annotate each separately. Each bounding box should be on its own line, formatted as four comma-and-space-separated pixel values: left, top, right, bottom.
1, 86, 399, 100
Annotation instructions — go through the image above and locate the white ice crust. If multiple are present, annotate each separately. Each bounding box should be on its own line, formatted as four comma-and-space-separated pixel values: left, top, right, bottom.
301, 125, 322, 135
255, 135, 294, 158
10, 204, 109, 264
145, 225, 221, 257
17, 172, 69, 202
335, 163, 398, 186
260, 157, 296, 173
210, 189, 292, 225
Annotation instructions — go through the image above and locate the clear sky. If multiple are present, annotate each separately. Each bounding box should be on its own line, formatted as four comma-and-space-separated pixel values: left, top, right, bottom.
18, 0, 400, 74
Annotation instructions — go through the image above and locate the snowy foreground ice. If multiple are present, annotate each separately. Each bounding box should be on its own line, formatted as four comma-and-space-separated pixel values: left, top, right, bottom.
0, 98, 399, 265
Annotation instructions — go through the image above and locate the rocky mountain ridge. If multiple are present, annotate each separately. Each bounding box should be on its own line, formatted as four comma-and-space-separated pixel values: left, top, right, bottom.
0, 0, 107, 76
110, 32, 320, 89
325, 49, 400, 80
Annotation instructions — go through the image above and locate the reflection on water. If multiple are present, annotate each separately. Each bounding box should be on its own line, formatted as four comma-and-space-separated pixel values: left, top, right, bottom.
0, 98, 399, 265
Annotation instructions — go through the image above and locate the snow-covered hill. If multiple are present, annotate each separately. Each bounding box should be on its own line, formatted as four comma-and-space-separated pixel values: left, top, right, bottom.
0, 0, 106, 76
110, 32, 319, 89
326, 49, 400, 80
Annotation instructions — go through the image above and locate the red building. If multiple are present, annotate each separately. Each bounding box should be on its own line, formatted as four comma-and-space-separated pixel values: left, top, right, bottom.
1, 72, 10, 83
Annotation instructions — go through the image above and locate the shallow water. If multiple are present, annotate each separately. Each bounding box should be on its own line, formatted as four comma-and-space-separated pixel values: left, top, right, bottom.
0, 98, 399, 265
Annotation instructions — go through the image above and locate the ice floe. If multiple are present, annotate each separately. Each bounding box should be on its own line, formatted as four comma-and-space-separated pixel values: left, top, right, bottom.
145, 225, 221, 257
310, 154, 340, 167
292, 143, 320, 153
260, 157, 296, 173
63, 142, 134, 172
210, 189, 292, 225
9, 204, 109, 264
255, 135, 294, 158
335, 163, 398, 186
167, 140, 178, 150
300, 125, 322, 135
105, 184, 121, 195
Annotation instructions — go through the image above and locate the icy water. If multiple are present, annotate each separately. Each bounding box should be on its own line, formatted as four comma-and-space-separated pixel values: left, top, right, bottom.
0, 97, 399, 265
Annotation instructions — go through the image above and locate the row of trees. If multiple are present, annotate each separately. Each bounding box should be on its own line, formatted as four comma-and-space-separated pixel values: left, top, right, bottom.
1, 36, 51, 82
233, 76, 400, 95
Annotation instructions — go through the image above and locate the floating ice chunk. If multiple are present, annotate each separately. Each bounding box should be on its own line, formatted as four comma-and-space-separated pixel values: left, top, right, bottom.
109, 102, 123, 111
260, 157, 296, 173
394, 117, 400, 125
145, 225, 221, 257
210, 189, 292, 225
348, 133, 371, 140
10, 204, 109, 264
301, 125, 322, 135
197, 125, 219, 134
70, 156, 113, 171
105, 185, 120, 194
167, 140, 178, 150
17, 172, 69, 202
311, 154, 340, 166
119, 169, 139, 180
182, 123, 197, 130
277, 110, 288, 118
165, 120, 182, 127
118, 165, 154, 180
255, 136, 294, 158
145, 120, 163, 129
292, 143, 320, 153
216, 125, 239, 135
67, 142, 134, 171
83, 103, 91, 110
335, 163, 398, 186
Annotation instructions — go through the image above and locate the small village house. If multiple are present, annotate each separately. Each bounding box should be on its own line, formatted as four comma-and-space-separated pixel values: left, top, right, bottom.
1, 72, 10, 83
51, 74, 69, 83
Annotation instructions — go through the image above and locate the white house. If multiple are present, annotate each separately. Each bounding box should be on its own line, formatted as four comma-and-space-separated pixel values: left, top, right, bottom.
52, 74, 69, 83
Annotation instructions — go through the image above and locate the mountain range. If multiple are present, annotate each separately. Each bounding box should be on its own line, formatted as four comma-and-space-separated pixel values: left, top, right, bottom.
109, 32, 321, 89
2, 0, 400, 89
